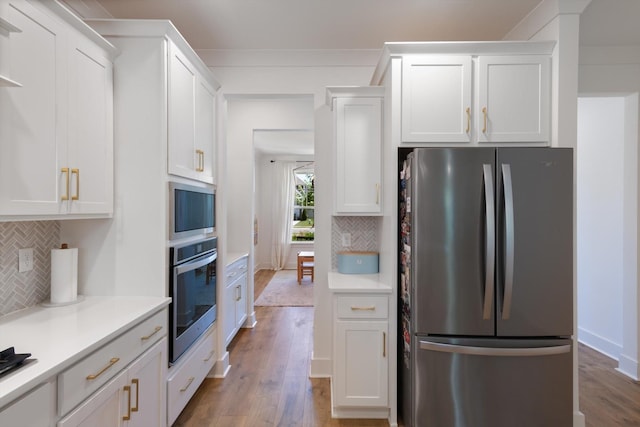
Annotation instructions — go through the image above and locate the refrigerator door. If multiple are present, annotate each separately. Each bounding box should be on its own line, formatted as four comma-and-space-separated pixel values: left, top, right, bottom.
496, 148, 573, 337
414, 336, 572, 427
412, 148, 496, 336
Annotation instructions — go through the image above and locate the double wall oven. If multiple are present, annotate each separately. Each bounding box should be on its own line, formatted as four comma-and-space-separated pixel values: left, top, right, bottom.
168, 182, 217, 364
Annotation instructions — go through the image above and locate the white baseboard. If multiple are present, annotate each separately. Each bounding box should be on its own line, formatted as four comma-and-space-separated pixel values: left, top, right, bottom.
243, 311, 257, 328
310, 353, 331, 378
577, 327, 622, 360
574, 410, 586, 427
617, 354, 639, 380
212, 351, 231, 378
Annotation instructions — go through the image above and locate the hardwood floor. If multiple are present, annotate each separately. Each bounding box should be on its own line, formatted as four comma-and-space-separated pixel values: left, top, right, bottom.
579, 343, 640, 426
174, 270, 640, 426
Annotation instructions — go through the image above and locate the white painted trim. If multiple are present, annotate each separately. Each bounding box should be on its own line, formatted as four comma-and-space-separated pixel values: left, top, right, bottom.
325, 86, 385, 109
213, 351, 231, 378
574, 411, 586, 427
243, 311, 257, 329
617, 355, 639, 381
196, 49, 381, 68
504, 0, 590, 41
578, 328, 622, 361
309, 353, 331, 378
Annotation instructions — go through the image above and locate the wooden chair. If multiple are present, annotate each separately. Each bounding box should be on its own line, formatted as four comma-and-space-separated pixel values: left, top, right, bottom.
297, 251, 314, 284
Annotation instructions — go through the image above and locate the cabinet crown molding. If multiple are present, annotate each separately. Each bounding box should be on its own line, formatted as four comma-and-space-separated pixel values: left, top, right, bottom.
325, 86, 384, 109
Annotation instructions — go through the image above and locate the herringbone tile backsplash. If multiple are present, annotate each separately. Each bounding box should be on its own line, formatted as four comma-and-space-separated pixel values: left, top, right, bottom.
0, 221, 60, 317
331, 216, 378, 269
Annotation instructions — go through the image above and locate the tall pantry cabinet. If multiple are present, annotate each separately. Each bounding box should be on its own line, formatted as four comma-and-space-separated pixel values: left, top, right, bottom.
60, 19, 222, 425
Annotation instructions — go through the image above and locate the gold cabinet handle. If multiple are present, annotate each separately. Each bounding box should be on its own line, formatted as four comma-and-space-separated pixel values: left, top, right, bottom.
61, 168, 69, 201
350, 306, 376, 311
141, 326, 162, 341
180, 376, 195, 392
71, 168, 79, 200
465, 107, 471, 134
195, 149, 204, 172
482, 107, 487, 133
123, 385, 132, 421
204, 350, 215, 362
86, 357, 120, 380
383, 332, 386, 358
131, 378, 139, 412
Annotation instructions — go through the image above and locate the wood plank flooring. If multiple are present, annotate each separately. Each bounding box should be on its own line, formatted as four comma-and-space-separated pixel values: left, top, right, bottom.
174, 270, 640, 426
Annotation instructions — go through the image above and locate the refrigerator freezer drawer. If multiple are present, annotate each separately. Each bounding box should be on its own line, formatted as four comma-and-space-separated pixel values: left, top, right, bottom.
413, 337, 572, 427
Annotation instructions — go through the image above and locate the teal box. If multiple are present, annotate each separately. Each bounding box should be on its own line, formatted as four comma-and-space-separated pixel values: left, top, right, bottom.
337, 251, 379, 274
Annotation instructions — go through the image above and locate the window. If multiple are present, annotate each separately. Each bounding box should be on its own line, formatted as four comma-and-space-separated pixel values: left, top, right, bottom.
292, 170, 314, 242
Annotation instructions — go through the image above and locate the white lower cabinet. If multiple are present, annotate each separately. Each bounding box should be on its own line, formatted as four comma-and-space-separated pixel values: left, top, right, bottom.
332, 293, 389, 418
223, 255, 248, 346
58, 338, 166, 427
167, 324, 217, 426
0, 380, 56, 427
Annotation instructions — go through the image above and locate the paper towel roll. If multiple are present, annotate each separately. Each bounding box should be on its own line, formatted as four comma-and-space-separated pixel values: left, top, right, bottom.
51, 246, 78, 304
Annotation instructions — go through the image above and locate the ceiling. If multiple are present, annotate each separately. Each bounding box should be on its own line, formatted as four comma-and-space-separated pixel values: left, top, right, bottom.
91, 0, 640, 50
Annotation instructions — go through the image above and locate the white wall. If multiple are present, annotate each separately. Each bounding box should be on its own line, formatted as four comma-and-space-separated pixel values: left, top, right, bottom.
577, 97, 625, 356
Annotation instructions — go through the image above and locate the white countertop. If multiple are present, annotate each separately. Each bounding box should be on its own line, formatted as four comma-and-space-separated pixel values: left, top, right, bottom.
226, 252, 248, 266
0, 296, 171, 409
328, 271, 392, 293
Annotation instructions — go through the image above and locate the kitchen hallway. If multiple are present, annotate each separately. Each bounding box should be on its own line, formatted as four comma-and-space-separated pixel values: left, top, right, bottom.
173, 271, 640, 427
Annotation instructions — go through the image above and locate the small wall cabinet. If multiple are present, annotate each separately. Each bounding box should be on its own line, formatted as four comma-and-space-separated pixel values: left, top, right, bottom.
223, 254, 248, 346
327, 86, 384, 215
0, 0, 115, 219
401, 53, 550, 144
167, 40, 217, 184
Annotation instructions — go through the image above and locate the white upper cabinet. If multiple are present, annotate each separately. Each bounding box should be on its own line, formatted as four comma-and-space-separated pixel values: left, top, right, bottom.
328, 87, 384, 215
168, 40, 216, 184
476, 55, 550, 143
400, 52, 550, 145
402, 55, 472, 143
0, 0, 114, 219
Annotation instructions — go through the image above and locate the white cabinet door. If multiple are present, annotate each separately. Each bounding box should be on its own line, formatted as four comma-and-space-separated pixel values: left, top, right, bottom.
334, 320, 388, 407
235, 271, 248, 329
124, 339, 166, 427
0, 381, 55, 427
476, 55, 550, 143
67, 34, 113, 215
334, 97, 382, 215
223, 279, 238, 346
58, 369, 128, 427
0, 0, 67, 216
401, 55, 472, 143
195, 77, 216, 184
167, 40, 197, 180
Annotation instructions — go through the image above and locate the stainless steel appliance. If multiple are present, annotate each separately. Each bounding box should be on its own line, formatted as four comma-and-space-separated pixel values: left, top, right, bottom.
398, 147, 573, 427
169, 182, 215, 241
169, 237, 217, 364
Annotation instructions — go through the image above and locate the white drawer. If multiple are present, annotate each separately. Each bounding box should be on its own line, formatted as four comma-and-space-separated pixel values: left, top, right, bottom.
58, 309, 167, 415
167, 324, 216, 426
225, 257, 247, 283
336, 295, 388, 319
0, 381, 55, 427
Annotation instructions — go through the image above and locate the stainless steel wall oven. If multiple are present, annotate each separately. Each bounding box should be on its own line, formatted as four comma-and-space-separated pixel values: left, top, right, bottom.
169, 237, 217, 364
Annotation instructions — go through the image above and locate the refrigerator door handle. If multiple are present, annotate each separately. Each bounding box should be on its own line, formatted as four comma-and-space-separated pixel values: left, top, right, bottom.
482, 164, 495, 320
419, 340, 571, 357
501, 164, 515, 320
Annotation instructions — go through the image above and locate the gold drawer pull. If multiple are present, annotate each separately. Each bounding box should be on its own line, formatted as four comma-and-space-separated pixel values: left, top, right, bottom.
350, 306, 376, 311
86, 357, 120, 380
180, 376, 195, 392
141, 326, 162, 341
204, 350, 215, 362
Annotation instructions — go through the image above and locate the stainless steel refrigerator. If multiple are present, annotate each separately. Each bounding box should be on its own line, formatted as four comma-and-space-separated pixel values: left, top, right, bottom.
398, 147, 573, 427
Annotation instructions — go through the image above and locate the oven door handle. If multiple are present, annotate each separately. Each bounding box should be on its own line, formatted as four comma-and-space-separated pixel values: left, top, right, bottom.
175, 252, 217, 275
